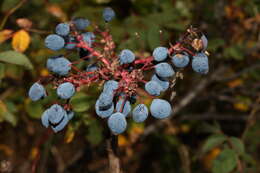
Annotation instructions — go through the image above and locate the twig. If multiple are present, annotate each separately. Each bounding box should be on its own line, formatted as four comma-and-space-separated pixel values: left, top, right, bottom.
140, 66, 226, 139
178, 144, 191, 173
0, 0, 27, 30
107, 135, 121, 173
241, 95, 260, 141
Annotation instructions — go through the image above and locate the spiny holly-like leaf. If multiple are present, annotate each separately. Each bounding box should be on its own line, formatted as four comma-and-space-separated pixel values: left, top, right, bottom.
202, 134, 227, 153
0, 50, 33, 69
230, 137, 245, 154
12, 29, 31, 52
212, 149, 237, 173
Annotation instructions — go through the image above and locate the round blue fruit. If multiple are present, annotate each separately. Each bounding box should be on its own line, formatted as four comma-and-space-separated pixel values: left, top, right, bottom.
48, 104, 67, 124
47, 56, 71, 76
45, 34, 65, 51
171, 54, 190, 68
119, 49, 135, 65
153, 47, 168, 62
132, 104, 149, 123
145, 80, 162, 96
57, 82, 75, 99
151, 74, 169, 92
29, 82, 47, 101
95, 100, 114, 118
98, 92, 114, 110
103, 7, 115, 22
201, 35, 208, 50
116, 99, 131, 116
55, 23, 70, 36
150, 99, 172, 119
103, 80, 118, 93
82, 32, 95, 47
107, 112, 127, 135
192, 53, 209, 74
73, 18, 90, 30
155, 62, 175, 78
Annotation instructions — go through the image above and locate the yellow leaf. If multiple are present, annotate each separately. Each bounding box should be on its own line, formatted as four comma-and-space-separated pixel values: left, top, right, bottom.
12, 30, 30, 53
118, 135, 128, 147
64, 128, 75, 144
0, 29, 13, 44
30, 147, 39, 160
203, 147, 221, 170
233, 102, 249, 112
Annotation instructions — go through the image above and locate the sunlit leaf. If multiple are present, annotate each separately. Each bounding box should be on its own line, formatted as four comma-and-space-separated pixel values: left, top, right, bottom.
12, 30, 31, 52
0, 30, 13, 44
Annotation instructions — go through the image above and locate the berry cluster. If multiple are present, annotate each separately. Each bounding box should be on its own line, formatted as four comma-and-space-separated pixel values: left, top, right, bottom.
28, 8, 209, 134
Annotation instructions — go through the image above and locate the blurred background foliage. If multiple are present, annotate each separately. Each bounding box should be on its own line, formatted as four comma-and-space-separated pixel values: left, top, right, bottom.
0, 0, 260, 172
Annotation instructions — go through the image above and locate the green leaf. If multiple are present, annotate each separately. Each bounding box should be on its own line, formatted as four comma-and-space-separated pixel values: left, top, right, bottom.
0, 63, 5, 79
147, 24, 161, 50
0, 101, 17, 126
70, 92, 91, 112
0, 51, 33, 69
25, 100, 44, 119
202, 134, 227, 153
230, 137, 245, 154
86, 119, 103, 146
212, 149, 237, 173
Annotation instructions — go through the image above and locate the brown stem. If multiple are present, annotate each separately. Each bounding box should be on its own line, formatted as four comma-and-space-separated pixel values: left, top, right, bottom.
107, 135, 121, 173
0, 0, 27, 30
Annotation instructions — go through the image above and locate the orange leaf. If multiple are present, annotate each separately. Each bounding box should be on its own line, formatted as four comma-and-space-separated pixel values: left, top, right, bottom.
227, 79, 243, 88
16, 18, 33, 29
233, 102, 249, 112
0, 29, 13, 44
12, 30, 31, 52
46, 4, 67, 21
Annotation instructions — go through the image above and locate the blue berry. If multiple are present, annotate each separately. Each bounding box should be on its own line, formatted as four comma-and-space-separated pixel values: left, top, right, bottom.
65, 36, 77, 49
67, 111, 74, 120
116, 99, 131, 116
95, 100, 114, 118
73, 18, 90, 30
171, 54, 190, 68
132, 104, 148, 123
103, 7, 115, 22
45, 34, 65, 51
52, 115, 69, 133
155, 62, 175, 78
57, 82, 75, 99
150, 99, 172, 119
29, 82, 47, 101
103, 80, 118, 93
82, 32, 95, 47
119, 49, 135, 65
153, 47, 168, 62
192, 53, 209, 74
107, 112, 127, 135
201, 35, 208, 50
55, 23, 70, 36
48, 104, 67, 124
41, 104, 70, 132
145, 80, 162, 96
98, 92, 114, 110
151, 74, 169, 92
47, 56, 71, 76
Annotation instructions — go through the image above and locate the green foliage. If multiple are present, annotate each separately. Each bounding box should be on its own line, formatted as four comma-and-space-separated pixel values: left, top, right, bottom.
212, 149, 237, 173
0, 51, 33, 69
202, 134, 227, 153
